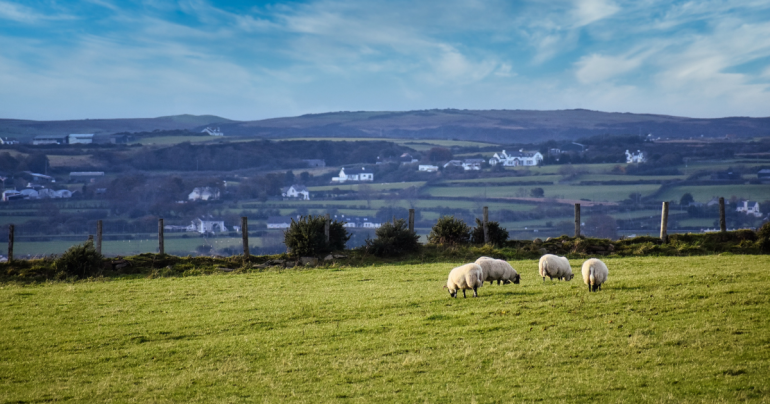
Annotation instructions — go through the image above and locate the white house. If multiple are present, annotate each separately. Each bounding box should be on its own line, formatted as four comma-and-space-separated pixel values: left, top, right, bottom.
489, 150, 543, 167
736, 200, 762, 217
281, 185, 310, 200
189, 217, 228, 233
444, 159, 485, 171
188, 187, 220, 201
20, 189, 39, 199
267, 216, 294, 229
331, 167, 374, 183
54, 189, 72, 198
201, 127, 224, 136
625, 150, 647, 163
68, 134, 94, 144
2, 190, 21, 201
418, 165, 438, 172
331, 214, 381, 228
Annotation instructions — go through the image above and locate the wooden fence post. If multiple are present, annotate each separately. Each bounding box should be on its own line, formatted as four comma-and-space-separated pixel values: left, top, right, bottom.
719, 197, 726, 233
7, 224, 13, 263
324, 213, 330, 244
96, 220, 102, 255
158, 218, 164, 255
408, 209, 415, 232
242, 216, 249, 257
574, 204, 581, 238
483, 206, 489, 244
660, 202, 669, 243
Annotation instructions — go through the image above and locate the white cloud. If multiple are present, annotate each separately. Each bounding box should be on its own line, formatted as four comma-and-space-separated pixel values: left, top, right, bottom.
572, 0, 620, 27
0, 1, 46, 23
575, 53, 643, 84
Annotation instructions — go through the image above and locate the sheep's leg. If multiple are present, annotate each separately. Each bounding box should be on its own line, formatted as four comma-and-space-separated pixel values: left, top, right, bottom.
473, 286, 478, 297
497, 280, 501, 285
588, 284, 591, 292
462, 289, 467, 298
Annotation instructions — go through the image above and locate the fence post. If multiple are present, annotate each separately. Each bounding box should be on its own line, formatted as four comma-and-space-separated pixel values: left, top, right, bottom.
324, 213, 330, 244
7, 224, 13, 263
719, 197, 726, 232
483, 206, 489, 244
408, 209, 415, 232
574, 204, 581, 238
241, 216, 249, 257
660, 202, 669, 243
158, 218, 164, 255
96, 220, 102, 255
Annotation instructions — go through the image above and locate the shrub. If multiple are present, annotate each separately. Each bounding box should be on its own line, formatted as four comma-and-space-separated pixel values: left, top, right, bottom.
428, 216, 470, 246
365, 219, 420, 257
283, 215, 350, 257
55, 240, 103, 278
470, 218, 509, 246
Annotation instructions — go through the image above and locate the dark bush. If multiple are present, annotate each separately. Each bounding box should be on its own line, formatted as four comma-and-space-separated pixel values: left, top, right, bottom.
470, 218, 509, 246
365, 219, 420, 257
55, 240, 103, 278
284, 215, 350, 257
428, 216, 470, 246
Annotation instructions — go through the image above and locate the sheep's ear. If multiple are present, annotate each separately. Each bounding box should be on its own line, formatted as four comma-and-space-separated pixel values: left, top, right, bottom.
442, 285, 448, 289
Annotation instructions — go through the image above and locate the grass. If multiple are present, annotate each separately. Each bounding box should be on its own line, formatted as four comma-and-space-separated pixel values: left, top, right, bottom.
308, 181, 426, 192
423, 184, 662, 201
0, 255, 768, 402
656, 185, 770, 203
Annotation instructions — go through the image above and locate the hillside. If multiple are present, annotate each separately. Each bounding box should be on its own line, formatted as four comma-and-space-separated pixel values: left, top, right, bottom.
2, 110, 769, 144
222, 109, 770, 143
0, 114, 234, 141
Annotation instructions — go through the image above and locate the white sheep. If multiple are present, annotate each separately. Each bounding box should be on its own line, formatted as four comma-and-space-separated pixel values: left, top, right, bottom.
538, 254, 574, 282
444, 263, 484, 298
582, 258, 609, 292
475, 257, 520, 285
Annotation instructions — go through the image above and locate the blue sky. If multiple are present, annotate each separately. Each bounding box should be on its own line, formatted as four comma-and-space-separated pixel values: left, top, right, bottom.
1, 0, 769, 120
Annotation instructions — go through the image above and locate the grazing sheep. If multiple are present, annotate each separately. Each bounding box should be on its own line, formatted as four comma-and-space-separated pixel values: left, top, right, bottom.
475, 257, 520, 285
538, 254, 574, 282
582, 258, 609, 292
444, 263, 484, 298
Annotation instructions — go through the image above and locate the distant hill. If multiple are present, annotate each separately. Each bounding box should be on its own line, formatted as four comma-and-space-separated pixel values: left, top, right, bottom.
0, 114, 234, 141
2, 110, 769, 144
221, 109, 770, 143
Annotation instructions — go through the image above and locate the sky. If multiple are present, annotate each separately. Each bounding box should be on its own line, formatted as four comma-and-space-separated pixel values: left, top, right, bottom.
1, 0, 769, 121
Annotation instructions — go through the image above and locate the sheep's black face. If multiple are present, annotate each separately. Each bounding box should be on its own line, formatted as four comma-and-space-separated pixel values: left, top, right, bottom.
448, 289, 457, 298
513, 275, 520, 284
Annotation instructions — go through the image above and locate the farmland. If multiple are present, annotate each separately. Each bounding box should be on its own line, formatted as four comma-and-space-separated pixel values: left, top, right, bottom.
1, 255, 768, 402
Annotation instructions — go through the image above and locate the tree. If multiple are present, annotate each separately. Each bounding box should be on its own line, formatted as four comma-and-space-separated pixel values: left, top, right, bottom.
365, 219, 420, 257
283, 215, 350, 257
470, 218, 509, 246
285, 170, 295, 185
530, 188, 545, 198
428, 216, 470, 246
680, 193, 694, 206
427, 147, 452, 162
55, 240, 103, 278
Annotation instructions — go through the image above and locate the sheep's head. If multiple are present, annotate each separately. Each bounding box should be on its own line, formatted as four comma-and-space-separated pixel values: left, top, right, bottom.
563, 273, 574, 281
443, 285, 457, 298
512, 273, 521, 284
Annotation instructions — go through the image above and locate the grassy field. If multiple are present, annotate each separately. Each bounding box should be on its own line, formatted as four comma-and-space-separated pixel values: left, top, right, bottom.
308, 181, 426, 192
423, 184, 662, 201
1, 255, 768, 402
656, 184, 770, 203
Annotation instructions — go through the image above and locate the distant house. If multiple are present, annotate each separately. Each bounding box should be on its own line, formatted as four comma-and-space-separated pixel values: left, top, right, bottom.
68, 134, 93, 144
444, 159, 484, 171
736, 201, 762, 217
561, 142, 586, 153
188, 187, 220, 201
489, 150, 543, 167
25, 172, 55, 182
201, 127, 224, 136
267, 216, 294, 229
302, 159, 326, 168
625, 150, 647, 163
2, 190, 22, 201
758, 169, 770, 183
19, 189, 39, 199
54, 189, 72, 198
418, 165, 438, 172
111, 134, 133, 144
331, 167, 374, 183
399, 153, 419, 164
33, 135, 67, 145
281, 185, 310, 200
0, 137, 19, 145
189, 217, 227, 233
331, 214, 381, 228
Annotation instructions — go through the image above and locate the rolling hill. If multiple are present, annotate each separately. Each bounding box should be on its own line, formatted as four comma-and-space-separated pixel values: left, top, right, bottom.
2, 109, 769, 144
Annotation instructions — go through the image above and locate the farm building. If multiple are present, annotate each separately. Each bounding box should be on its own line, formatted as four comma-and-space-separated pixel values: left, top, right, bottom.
68, 134, 93, 144
331, 167, 374, 183
281, 185, 310, 200
188, 187, 220, 201
489, 150, 543, 167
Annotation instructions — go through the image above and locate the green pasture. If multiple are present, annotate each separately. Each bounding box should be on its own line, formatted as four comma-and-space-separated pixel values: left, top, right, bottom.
252, 199, 537, 212
1, 256, 769, 402
656, 185, 770, 203
423, 184, 662, 201
445, 174, 562, 184
308, 181, 426, 192
271, 137, 497, 149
